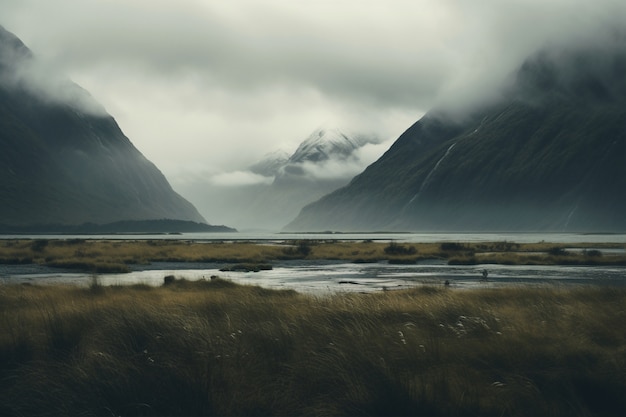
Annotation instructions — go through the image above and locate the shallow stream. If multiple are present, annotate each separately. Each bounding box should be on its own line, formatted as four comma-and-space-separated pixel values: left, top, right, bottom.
2, 260, 625, 294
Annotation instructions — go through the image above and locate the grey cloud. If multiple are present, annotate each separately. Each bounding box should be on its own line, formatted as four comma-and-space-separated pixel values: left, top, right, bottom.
2, 0, 452, 110
5, 0, 626, 110
429, 0, 626, 115
2, 0, 626, 196
210, 170, 274, 187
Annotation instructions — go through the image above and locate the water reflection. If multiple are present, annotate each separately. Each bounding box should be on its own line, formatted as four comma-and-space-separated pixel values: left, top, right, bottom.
3, 260, 625, 295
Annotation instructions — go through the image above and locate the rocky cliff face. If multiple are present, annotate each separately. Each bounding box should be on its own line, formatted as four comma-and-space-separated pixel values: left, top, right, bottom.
0, 25, 207, 228
285, 42, 626, 232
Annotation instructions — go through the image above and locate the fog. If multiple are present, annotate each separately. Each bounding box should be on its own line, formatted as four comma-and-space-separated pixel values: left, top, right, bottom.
2, 1, 626, 230
0, 26, 107, 116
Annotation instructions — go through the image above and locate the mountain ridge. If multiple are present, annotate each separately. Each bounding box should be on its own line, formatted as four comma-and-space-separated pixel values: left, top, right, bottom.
0, 25, 213, 230
285, 42, 626, 232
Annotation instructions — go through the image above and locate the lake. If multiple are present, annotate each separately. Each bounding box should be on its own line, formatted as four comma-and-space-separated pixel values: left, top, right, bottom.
2, 231, 626, 243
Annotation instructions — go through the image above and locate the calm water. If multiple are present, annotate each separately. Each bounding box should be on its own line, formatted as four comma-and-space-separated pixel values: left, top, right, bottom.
2, 231, 626, 243
1, 232, 625, 293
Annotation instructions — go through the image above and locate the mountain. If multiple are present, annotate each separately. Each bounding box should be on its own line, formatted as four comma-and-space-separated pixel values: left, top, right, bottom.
0, 220, 235, 235
0, 26, 218, 231
248, 127, 380, 230
273, 127, 378, 184
176, 127, 380, 231
287, 127, 373, 164
285, 41, 626, 232
249, 150, 290, 177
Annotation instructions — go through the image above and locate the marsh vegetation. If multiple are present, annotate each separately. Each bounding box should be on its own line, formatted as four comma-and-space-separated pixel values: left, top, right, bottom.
0, 239, 624, 274
0, 279, 625, 416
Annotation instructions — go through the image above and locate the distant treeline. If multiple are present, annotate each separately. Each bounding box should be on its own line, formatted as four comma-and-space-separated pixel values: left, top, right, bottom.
0, 219, 236, 234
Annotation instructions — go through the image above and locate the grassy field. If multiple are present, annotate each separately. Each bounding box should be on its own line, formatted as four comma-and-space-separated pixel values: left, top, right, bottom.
0, 279, 625, 416
0, 239, 625, 273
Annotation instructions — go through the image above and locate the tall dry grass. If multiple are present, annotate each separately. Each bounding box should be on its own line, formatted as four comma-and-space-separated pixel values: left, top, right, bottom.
1, 279, 625, 416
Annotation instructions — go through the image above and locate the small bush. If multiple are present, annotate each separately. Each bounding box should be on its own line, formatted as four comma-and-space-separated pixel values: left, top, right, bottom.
440, 242, 465, 251
30, 239, 49, 253
89, 275, 105, 295
384, 242, 416, 255
296, 241, 312, 256
281, 241, 312, 257
583, 249, 603, 257
547, 247, 568, 256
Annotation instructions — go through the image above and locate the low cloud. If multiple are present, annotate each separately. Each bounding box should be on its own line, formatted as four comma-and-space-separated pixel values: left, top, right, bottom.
0, 26, 107, 116
428, 1, 626, 117
16, 69, 108, 116
353, 140, 396, 167
286, 139, 394, 182
285, 160, 364, 182
210, 171, 274, 187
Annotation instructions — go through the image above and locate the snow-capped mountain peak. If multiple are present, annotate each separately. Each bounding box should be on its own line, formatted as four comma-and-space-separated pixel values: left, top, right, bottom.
288, 127, 368, 164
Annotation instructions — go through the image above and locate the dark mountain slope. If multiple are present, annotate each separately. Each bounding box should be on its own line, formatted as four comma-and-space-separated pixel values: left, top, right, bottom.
286, 43, 626, 232
0, 26, 208, 228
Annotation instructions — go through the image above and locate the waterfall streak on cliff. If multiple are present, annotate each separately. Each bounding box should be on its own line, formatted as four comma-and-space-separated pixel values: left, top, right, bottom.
405, 143, 457, 208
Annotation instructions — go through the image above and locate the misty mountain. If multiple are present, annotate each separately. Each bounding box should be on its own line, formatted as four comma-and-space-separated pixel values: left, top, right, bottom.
0, 26, 215, 231
285, 42, 626, 232
273, 127, 378, 184
249, 150, 290, 177
287, 127, 374, 164
178, 127, 379, 231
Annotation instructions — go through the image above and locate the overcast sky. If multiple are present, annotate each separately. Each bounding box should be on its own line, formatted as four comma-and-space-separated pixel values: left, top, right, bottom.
2, 0, 626, 188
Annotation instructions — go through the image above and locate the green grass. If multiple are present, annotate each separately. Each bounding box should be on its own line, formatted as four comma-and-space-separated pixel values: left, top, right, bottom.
0, 279, 625, 416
